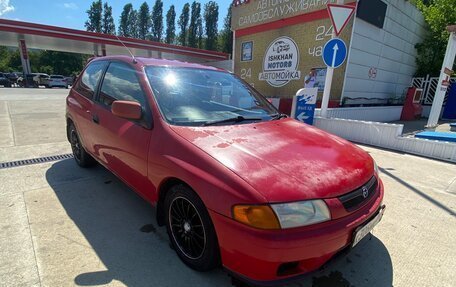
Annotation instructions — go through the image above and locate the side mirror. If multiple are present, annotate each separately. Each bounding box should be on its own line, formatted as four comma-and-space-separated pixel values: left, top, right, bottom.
111, 100, 142, 120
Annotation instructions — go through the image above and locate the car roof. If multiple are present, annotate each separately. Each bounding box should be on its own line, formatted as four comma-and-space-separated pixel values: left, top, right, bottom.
91, 55, 225, 72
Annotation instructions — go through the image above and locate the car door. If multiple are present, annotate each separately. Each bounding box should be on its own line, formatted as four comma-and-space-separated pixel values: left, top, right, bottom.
89, 61, 152, 198
68, 60, 108, 155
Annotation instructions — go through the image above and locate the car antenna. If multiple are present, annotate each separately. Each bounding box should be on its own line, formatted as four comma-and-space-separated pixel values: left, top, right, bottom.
115, 35, 137, 64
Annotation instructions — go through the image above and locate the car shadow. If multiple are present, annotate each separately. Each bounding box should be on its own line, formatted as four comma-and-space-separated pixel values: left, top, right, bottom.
46, 159, 393, 287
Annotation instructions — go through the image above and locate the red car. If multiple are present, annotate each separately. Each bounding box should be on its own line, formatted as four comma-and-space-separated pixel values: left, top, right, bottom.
66, 56, 385, 285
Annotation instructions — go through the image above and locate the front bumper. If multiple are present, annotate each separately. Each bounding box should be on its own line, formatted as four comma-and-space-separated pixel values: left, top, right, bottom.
209, 179, 385, 284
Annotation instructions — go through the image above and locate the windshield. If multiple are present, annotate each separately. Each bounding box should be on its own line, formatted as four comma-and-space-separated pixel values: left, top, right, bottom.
50, 75, 64, 79
145, 66, 278, 126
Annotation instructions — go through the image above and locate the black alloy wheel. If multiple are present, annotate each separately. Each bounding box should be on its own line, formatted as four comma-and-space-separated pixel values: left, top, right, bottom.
69, 123, 95, 167
169, 196, 206, 259
165, 184, 220, 271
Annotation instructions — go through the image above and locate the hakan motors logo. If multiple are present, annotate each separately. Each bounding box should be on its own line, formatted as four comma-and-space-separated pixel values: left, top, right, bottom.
259, 36, 301, 87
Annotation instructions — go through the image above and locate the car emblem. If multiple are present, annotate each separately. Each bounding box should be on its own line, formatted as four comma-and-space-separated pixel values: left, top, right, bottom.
362, 186, 369, 198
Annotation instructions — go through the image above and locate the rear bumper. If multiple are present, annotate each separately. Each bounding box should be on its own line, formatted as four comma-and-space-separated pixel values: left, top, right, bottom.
210, 179, 385, 284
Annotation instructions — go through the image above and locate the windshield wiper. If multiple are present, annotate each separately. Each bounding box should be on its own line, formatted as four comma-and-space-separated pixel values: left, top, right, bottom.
270, 113, 288, 120
202, 116, 263, 126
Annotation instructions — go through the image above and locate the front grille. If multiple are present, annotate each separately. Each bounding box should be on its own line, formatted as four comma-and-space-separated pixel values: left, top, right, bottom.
338, 176, 378, 212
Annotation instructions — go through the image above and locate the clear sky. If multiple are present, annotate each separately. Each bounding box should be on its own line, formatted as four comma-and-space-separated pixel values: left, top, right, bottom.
0, 0, 231, 31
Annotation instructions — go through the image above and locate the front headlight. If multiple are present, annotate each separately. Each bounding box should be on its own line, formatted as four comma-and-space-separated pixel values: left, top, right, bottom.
270, 200, 331, 229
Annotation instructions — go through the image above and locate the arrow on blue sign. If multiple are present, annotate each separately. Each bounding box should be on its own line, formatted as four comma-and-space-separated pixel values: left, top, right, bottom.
322, 38, 347, 68
297, 112, 310, 122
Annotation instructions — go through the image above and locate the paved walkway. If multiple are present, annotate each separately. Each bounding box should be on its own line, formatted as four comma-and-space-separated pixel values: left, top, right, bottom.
1, 88, 455, 287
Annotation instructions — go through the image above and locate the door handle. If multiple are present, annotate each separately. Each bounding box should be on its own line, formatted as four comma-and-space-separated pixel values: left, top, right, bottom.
92, 114, 99, 124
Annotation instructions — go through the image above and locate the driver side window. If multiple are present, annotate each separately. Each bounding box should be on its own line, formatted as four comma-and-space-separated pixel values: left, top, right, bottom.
99, 62, 146, 108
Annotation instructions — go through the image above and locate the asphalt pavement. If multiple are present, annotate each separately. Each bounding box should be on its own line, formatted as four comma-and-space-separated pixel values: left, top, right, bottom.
0, 88, 455, 287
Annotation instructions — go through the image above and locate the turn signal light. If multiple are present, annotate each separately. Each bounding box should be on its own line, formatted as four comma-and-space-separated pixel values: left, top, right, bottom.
232, 205, 281, 230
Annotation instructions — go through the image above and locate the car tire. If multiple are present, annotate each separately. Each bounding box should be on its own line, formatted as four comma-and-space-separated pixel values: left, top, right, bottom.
68, 123, 96, 168
165, 184, 220, 272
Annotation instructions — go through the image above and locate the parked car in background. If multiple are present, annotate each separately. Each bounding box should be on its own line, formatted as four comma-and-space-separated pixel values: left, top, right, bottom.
66, 56, 385, 285
0, 72, 12, 87
49, 75, 68, 88
17, 74, 35, 87
6, 72, 22, 85
33, 73, 50, 87
64, 76, 74, 87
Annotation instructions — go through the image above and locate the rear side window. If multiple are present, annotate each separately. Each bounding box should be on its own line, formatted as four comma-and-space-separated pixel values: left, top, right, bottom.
75, 61, 106, 99
99, 62, 146, 107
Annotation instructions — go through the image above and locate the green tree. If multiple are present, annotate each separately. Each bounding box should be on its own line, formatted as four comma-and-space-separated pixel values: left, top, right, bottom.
151, 0, 164, 42
138, 2, 151, 40
102, 2, 115, 34
165, 5, 176, 44
188, 1, 202, 48
85, 0, 103, 33
118, 3, 138, 38
203, 1, 219, 51
414, 0, 456, 76
7, 50, 22, 72
197, 15, 203, 49
36, 51, 88, 75
178, 3, 190, 46
219, 5, 232, 54
0, 47, 11, 71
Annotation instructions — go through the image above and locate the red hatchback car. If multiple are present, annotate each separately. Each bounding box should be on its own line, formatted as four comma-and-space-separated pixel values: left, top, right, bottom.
66, 56, 385, 285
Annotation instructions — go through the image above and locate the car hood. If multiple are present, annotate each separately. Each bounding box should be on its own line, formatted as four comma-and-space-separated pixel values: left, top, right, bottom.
170, 118, 374, 203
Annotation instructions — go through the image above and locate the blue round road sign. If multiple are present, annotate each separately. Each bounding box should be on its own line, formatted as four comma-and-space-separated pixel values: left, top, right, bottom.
322, 38, 347, 68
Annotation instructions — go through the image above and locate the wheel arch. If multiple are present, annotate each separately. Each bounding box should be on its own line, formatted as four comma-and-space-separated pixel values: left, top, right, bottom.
156, 177, 196, 226
66, 117, 74, 142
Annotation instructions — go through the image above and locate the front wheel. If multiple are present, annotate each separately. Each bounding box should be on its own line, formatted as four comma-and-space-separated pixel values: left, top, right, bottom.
69, 123, 96, 167
165, 184, 220, 271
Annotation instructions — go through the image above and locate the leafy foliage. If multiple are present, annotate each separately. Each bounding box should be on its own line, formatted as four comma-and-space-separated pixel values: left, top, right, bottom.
151, 0, 164, 42
219, 6, 232, 54
165, 5, 176, 44
204, 1, 219, 51
118, 3, 138, 38
414, 0, 456, 76
188, 1, 202, 48
0, 49, 88, 76
178, 3, 190, 46
138, 2, 151, 40
102, 2, 116, 34
82, 1, 232, 52
0, 47, 11, 72
85, 0, 103, 33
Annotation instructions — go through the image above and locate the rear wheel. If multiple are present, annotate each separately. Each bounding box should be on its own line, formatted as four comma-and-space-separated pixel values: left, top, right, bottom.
165, 184, 220, 271
69, 123, 96, 167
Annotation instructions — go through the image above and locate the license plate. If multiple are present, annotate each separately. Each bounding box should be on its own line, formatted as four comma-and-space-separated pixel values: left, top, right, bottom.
351, 206, 385, 247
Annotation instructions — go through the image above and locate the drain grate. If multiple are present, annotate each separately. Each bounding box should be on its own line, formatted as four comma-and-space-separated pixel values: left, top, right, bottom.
0, 153, 74, 169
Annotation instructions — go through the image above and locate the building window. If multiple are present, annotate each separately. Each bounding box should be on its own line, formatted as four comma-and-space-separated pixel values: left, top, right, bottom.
357, 0, 387, 29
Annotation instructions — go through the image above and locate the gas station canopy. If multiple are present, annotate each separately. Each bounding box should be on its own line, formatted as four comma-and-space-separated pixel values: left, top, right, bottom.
0, 19, 229, 63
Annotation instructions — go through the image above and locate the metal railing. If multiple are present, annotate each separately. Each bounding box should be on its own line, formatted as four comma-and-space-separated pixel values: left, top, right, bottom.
411, 75, 455, 105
